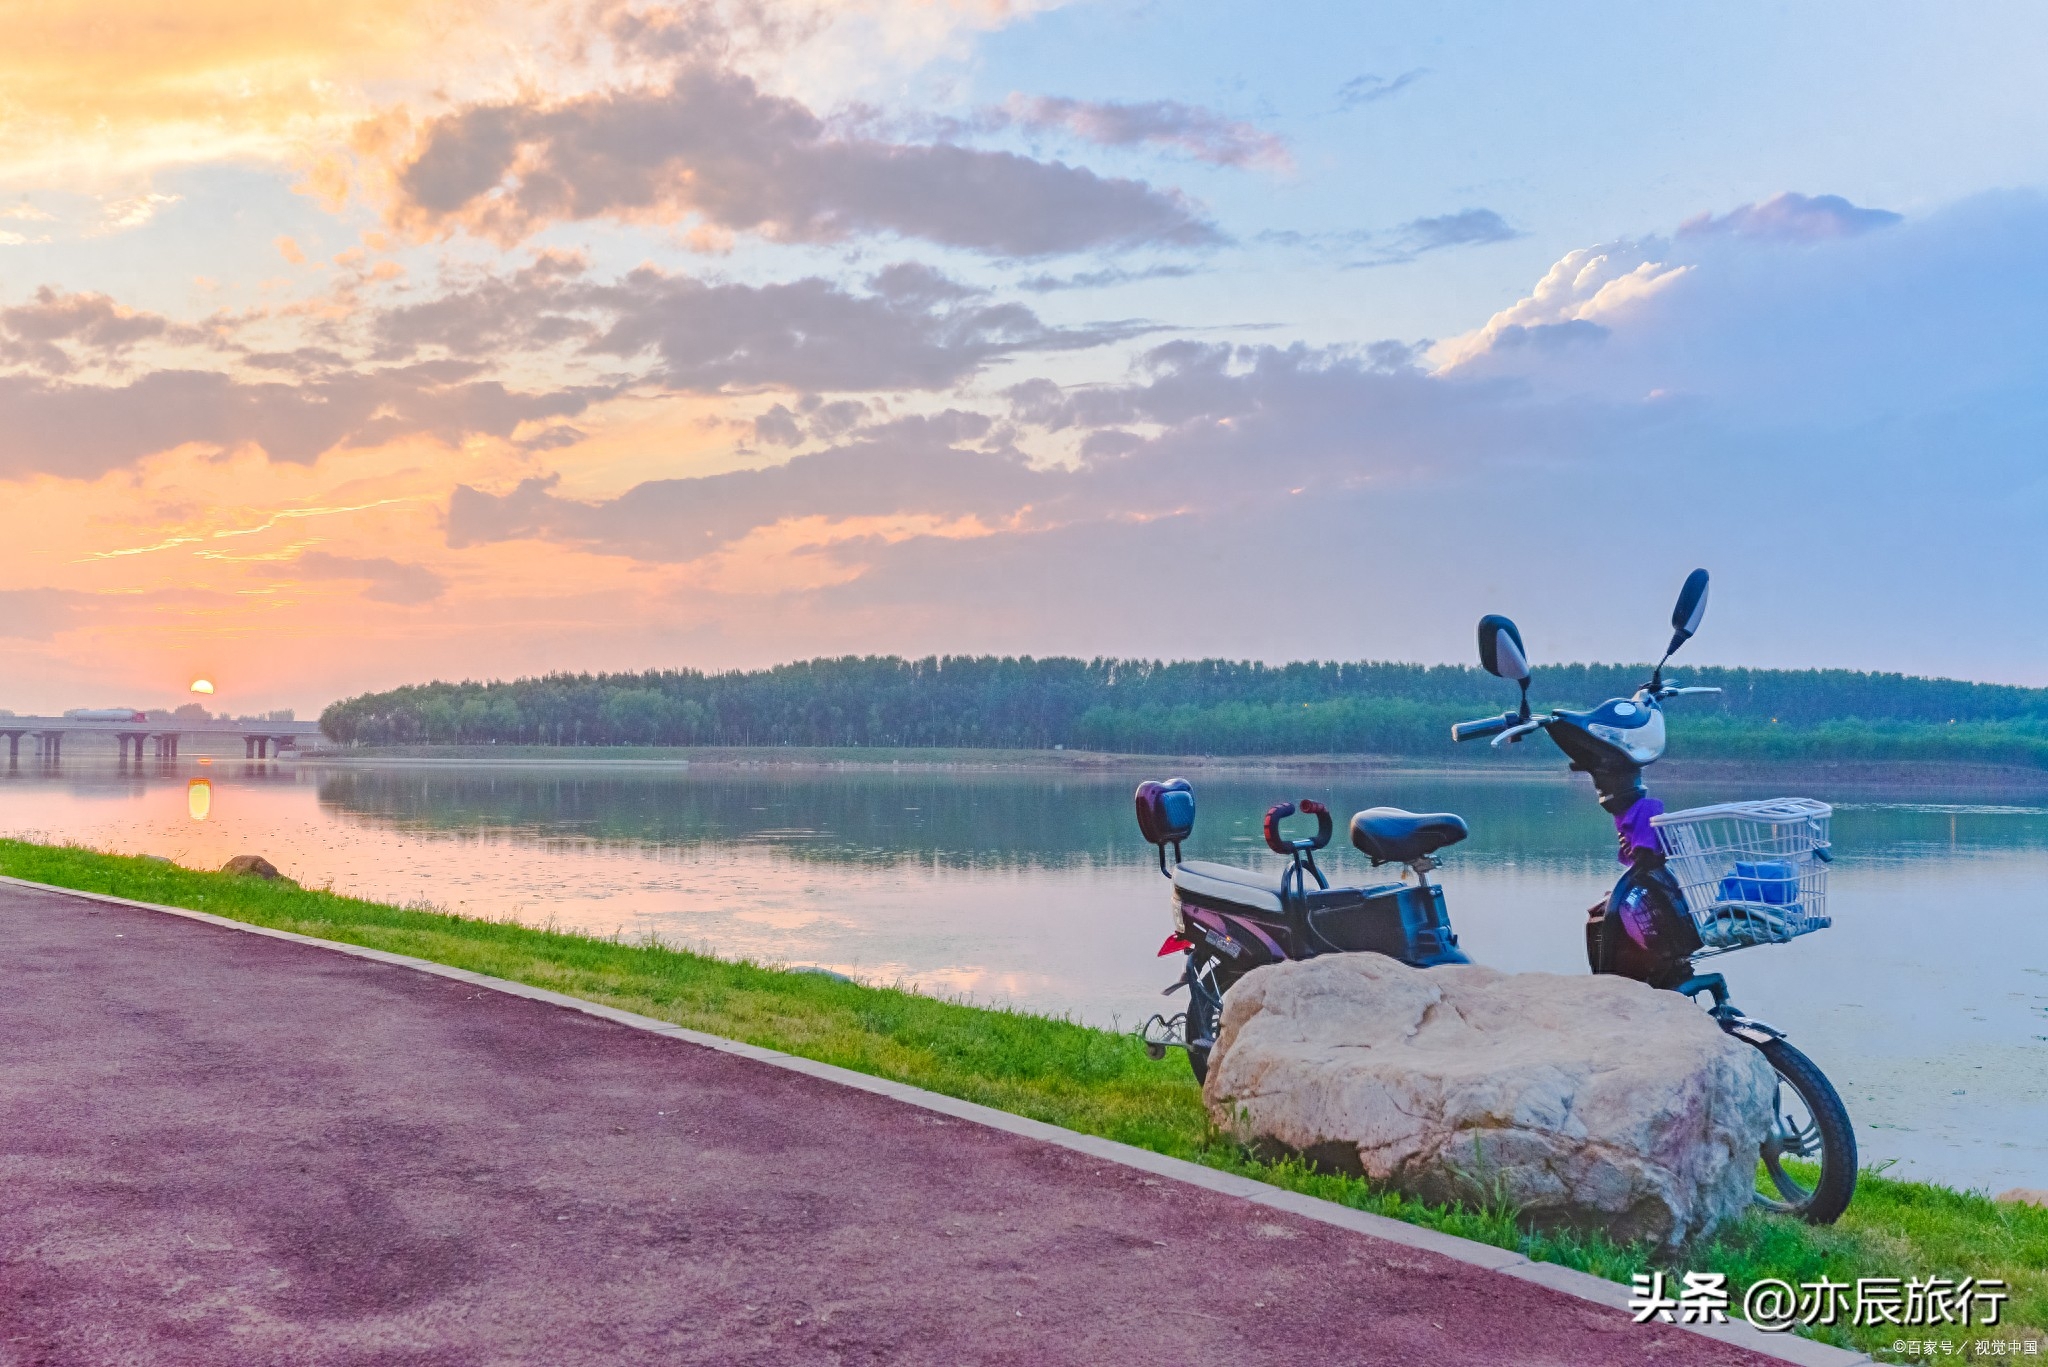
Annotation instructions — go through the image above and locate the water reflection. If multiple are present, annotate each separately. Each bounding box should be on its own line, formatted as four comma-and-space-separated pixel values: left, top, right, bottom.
308, 766, 2048, 869
0, 759, 2042, 1191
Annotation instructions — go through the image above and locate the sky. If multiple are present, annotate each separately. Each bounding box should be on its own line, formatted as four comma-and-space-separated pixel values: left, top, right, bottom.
6, 0, 2048, 715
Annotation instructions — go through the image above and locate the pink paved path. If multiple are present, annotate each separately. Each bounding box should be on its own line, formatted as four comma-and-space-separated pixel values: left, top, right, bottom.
0, 883, 1783, 1366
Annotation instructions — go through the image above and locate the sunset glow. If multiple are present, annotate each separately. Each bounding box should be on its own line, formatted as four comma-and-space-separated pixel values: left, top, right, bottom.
6, 2, 2048, 714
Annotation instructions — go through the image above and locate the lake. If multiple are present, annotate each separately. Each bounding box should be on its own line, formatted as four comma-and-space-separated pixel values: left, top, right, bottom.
2, 756, 2043, 1194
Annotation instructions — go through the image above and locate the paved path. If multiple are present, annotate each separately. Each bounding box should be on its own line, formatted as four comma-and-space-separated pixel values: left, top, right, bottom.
0, 884, 1788, 1366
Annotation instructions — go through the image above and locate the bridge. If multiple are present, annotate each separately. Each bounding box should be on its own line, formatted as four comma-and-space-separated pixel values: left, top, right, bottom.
0, 717, 325, 763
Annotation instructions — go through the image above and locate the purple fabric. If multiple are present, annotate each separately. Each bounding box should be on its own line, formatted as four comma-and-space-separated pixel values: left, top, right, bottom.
1615, 796, 1666, 865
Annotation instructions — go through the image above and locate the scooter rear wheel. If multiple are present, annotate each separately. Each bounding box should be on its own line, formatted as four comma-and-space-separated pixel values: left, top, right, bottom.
1751, 1037, 1857, 1224
1184, 959, 1226, 1085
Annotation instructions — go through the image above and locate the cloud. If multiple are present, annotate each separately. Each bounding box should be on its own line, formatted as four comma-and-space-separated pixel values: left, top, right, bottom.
1260, 210, 1519, 268
445, 342, 1558, 569
1015, 263, 1199, 292
1436, 241, 1688, 366
0, 0, 492, 183
93, 192, 181, 234
1678, 191, 1902, 243
0, 287, 199, 373
754, 404, 804, 447
377, 65, 1219, 256
1395, 209, 1522, 253
447, 410, 1049, 559
1001, 96, 1289, 169
1443, 190, 2041, 425
1336, 69, 1427, 109
0, 0, 1079, 191
747, 395, 873, 451
596, 268, 1141, 391
0, 365, 596, 479
435, 191, 2048, 679
0, 249, 1136, 480
293, 550, 446, 604
376, 255, 1140, 392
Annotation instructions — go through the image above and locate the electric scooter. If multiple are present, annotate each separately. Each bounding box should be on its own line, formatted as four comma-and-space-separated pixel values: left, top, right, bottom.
1451, 569, 1854, 1222
1136, 783, 1470, 1084
1136, 570, 1855, 1224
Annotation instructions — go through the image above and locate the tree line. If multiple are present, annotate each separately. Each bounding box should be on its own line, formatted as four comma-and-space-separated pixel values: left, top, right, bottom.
318, 655, 2048, 762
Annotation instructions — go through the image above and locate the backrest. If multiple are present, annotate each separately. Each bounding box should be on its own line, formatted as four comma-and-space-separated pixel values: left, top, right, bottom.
1134, 778, 1196, 846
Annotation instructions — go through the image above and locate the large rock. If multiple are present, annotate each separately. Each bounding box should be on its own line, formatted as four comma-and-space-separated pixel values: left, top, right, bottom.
1204, 954, 1775, 1249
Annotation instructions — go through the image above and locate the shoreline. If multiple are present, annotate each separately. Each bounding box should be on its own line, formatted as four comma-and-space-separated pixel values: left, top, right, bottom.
290, 744, 2048, 795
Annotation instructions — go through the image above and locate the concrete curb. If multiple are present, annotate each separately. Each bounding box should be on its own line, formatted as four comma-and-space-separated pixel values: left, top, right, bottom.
5, 875, 1869, 1367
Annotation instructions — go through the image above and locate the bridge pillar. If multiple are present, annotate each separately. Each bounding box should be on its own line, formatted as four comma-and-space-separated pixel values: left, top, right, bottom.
258, 736, 271, 759
5, 733, 17, 763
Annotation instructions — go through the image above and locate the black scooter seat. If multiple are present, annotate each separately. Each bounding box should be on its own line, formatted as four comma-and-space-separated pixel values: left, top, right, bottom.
1350, 808, 1469, 866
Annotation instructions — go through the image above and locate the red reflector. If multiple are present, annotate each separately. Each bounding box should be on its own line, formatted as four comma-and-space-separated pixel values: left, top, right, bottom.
1157, 933, 1194, 957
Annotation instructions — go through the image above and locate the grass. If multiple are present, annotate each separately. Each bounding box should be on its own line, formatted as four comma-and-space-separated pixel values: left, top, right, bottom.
3, 837, 2041, 1361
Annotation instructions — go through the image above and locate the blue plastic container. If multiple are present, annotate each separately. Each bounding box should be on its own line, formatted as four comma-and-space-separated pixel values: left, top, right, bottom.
1718, 859, 1798, 905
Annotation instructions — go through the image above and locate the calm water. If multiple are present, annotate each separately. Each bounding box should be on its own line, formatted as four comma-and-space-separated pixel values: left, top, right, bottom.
2, 758, 2043, 1193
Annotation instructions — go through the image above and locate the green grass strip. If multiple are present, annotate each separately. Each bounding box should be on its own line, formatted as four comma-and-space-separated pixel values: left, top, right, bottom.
2, 838, 2040, 1361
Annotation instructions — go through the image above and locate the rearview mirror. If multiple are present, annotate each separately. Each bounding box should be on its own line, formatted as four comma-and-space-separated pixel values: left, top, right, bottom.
1667, 568, 1709, 656
1478, 615, 1530, 682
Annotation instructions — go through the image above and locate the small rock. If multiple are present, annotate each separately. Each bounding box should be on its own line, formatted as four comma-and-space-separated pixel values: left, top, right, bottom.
1995, 1187, 2048, 1209
787, 965, 854, 983
140, 855, 171, 865
220, 854, 288, 881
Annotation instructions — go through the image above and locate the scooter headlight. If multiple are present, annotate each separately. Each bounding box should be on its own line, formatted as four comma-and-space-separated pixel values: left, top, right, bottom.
1588, 707, 1666, 764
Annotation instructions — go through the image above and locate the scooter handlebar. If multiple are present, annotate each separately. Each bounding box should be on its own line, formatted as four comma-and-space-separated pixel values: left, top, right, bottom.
1451, 713, 1515, 743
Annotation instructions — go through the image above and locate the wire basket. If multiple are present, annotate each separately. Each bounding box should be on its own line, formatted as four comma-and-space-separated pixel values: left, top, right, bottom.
1650, 798, 1833, 954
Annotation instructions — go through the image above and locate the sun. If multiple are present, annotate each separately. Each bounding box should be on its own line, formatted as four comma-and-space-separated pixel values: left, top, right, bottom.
190, 679, 215, 695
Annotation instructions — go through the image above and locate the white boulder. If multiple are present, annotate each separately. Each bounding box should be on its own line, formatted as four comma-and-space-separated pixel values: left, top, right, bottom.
1203, 953, 1776, 1248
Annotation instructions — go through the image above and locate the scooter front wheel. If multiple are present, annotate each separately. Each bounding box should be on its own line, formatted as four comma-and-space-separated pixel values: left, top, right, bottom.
1750, 1037, 1857, 1224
